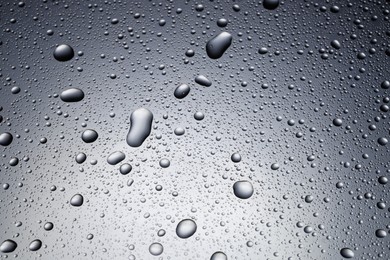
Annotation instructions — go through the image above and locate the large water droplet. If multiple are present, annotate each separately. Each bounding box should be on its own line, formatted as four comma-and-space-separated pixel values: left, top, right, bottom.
210, 251, 227, 260
149, 242, 163, 256
176, 219, 197, 239
206, 32, 232, 59
340, 248, 355, 258
0, 132, 13, 146
70, 194, 84, 207
263, 0, 280, 10
233, 180, 254, 199
195, 75, 212, 87
29, 239, 42, 251
107, 151, 125, 165
53, 44, 74, 61
60, 88, 85, 102
0, 239, 17, 253
81, 129, 98, 143
126, 108, 153, 147
174, 84, 190, 99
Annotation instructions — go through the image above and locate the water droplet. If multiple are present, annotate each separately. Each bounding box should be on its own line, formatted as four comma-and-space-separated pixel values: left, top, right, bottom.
126, 108, 153, 147
81, 129, 98, 143
194, 112, 205, 121
176, 219, 197, 239
331, 40, 341, 49
75, 152, 87, 164
333, 118, 343, 127
119, 163, 132, 175
159, 158, 170, 168
60, 88, 85, 102
174, 84, 190, 99
70, 194, 84, 207
233, 181, 254, 199
217, 18, 228, 27
206, 32, 232, 59
174, 127, 185, 136
375, 229, 387, 238
210, 251, 227, 260
44, 222, 53, 231
107, 151, 125, 165
195, 75, 212, 87
53, 44, 74, 61
263, 0, 280, 10
0, 239, 17, 253
0, 132, 13, 146
378, 137, 388, 146
149, 242, 163, 256
231, 153, 241, 163
340, 248, 355, 258
29, 239, 42, 251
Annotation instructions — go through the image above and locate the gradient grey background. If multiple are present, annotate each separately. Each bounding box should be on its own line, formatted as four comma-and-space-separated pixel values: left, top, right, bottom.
0, 0, 389, 259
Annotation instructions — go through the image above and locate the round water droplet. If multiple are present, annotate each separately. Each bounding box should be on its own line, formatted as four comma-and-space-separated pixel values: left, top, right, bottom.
60, 88, 84, 102
81, 129, 98, 143
126, 108, 153, 147
0, 132, 13, 146
44, 222, 53, 231
195, 75, 212, 87
231, 153, 241, 163
159, 158, 170, 168
210, 251, 227, 260
120, 163, 132, 175
263, 0, 280, 10
271, 163, 279, 170
340, 248, 354, 258
29, 239, 42, 251
174, 127, 185, 136
76, 152, 87, 164
107, 151, 125, 165
377, 137, 388, 146
70, 194, 84, 207
176, 219, 197, 239
53, 44, 74, 61
174, 84, 190, 99
194, 112, 204, 121
333, 118, 343, 127
206, 32, 232, 59
149, 242, 163, 256
0, 239, 17, 253
217, 18, 228, 27
233, 180, 254, 199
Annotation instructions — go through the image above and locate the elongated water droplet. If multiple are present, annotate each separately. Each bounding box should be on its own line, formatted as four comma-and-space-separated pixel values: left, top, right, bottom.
206, 32, 232, 59
0, 239, 17, 253
29, 239, 42, 251
107, 151, 125, 165
60, 88, 84, 102
174, 84, 190, 99
195, 75, 212, 87
126, 108, 153, 147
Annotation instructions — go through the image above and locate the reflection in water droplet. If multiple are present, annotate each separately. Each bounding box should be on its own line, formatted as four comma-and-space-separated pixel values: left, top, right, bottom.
176, 219, 197, 239
126, 108, 153, 147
